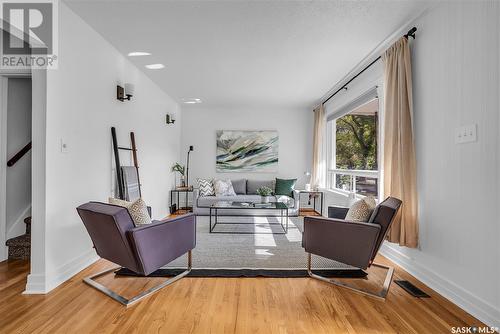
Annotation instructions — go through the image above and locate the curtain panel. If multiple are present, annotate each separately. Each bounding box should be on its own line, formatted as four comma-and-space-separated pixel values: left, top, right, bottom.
382, 37, 419, 248
311, 104, 325, 189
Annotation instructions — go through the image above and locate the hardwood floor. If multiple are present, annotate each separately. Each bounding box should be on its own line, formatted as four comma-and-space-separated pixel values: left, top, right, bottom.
0, 255, 486, 333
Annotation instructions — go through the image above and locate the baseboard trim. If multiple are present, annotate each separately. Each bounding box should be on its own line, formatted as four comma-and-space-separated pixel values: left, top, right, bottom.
24, 273, 46, 294
380, 243, 500, 329
24, 248, 98, 294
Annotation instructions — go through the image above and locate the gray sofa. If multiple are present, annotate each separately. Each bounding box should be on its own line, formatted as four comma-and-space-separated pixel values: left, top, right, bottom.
193, 179, 300, 216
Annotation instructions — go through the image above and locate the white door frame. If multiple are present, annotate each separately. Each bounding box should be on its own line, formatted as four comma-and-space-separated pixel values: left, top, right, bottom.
25, 68, 47, 293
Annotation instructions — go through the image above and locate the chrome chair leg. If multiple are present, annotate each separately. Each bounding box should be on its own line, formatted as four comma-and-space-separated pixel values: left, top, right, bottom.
83, 250, 192, 307
307, 253, 394, 301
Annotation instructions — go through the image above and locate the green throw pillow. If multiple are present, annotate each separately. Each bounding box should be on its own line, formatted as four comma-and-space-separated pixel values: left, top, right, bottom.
275, 178, 297, 196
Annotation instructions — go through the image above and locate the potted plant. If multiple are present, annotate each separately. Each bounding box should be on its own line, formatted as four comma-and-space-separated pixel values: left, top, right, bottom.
256, 186, 273, 203
171, 163, 186, 187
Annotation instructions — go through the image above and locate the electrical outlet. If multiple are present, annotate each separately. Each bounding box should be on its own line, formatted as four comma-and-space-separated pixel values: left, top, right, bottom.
455, 124, 477, 144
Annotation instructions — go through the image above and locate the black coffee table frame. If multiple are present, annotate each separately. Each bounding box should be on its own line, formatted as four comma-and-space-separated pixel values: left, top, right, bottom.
209, 202, 289, 234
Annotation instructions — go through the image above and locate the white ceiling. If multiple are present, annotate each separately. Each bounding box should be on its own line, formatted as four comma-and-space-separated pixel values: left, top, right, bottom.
65, 0, 430, 109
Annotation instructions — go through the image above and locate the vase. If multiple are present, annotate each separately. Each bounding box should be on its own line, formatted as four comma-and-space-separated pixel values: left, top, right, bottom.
180, 175, 186, 187
261, 196, 269, 203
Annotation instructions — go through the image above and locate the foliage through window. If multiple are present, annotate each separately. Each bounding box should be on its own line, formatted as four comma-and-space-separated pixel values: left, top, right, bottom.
328, 98, 379, 198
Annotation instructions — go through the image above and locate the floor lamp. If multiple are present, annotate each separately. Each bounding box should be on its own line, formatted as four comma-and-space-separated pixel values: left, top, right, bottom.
186, 145, 194, 189
185, 146, 193, 212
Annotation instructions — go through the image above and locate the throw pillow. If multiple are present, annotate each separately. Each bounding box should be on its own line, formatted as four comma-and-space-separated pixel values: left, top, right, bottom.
345, 197, 377, 222
197, 178, 215, 196
108, 197, 152, 226
214, 179, 236, 196
275, 178, 297, 196
231, 179, 247, 195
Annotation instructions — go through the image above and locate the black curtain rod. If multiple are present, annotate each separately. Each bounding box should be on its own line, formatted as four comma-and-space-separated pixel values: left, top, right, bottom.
321, 27, 417, 106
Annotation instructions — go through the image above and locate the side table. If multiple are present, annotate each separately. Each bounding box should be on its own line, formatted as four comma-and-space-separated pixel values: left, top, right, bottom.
298, 190, 324, 216
170, 188, 194, 214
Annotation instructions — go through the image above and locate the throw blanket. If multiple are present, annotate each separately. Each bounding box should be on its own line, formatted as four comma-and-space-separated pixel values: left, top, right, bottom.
121, 166, 140, 201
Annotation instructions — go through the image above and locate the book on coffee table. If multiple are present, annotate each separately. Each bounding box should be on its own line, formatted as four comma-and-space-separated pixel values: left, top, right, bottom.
253, 203, 273, 208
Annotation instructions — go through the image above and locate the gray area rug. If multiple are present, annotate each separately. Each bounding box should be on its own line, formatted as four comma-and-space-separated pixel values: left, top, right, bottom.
164, 216, 353, 270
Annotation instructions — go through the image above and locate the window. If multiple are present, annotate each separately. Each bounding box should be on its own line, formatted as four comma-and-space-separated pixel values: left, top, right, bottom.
327, 98, 379, 198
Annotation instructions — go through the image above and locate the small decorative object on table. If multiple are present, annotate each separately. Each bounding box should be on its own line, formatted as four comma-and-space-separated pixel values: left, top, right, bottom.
304, 171, 311, 191
256, 186, 273, 203
171, 162, 186, 187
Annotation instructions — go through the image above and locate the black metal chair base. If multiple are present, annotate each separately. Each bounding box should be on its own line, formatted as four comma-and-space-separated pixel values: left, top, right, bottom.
307, 253, 394, 301
83, 251, 192, 307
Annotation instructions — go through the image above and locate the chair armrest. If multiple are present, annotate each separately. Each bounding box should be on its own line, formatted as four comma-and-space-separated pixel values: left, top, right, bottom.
127, 213, 196, 275
192, 189, 200, 209
302, 216, 380, 269
292, 190, 300, 210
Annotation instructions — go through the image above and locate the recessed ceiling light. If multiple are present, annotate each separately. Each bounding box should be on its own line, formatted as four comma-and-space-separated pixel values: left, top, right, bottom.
182, 98, 202, 104
145, 63, 165, 69
128, 51, 151, 57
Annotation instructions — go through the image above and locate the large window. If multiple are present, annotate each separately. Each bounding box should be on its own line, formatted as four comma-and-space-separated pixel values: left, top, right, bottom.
328, 98, 379, 198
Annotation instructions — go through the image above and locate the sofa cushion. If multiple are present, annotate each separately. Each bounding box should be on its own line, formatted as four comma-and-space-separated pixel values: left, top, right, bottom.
231, 179, 247, 195
197, 195, 295, 208
275, 178, 297, 196
247, 180, 275, 195
214, 179, 237, 196
197, 178, 215, 196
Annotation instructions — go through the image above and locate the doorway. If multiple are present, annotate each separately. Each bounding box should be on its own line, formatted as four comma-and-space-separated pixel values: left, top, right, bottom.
0, 76, 32, 262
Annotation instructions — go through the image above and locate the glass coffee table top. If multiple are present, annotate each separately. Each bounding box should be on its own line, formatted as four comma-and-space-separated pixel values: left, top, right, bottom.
211, 201, 288, 209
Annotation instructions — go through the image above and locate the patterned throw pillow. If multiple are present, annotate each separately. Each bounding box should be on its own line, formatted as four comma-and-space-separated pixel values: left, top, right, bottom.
109, 197, 152, 226
345, 197, 377, 222
197, 178, 215, 196
214, 179, 236, 196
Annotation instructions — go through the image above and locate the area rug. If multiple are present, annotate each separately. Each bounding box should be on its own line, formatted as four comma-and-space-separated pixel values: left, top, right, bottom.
117, 216, 362, 278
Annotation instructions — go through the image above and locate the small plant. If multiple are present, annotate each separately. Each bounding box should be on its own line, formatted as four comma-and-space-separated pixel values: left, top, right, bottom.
256, 186, 273, 197
171, 163, 185, 176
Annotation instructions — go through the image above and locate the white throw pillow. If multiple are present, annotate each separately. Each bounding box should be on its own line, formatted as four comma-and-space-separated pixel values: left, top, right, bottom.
197, 178, 215, 196
345, 196, 377, 222
109, 197, 152, 226
214, 179, 236, 196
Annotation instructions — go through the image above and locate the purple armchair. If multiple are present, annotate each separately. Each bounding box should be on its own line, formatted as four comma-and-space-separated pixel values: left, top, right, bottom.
302, 197, 402, 300
77, 202, 196, 306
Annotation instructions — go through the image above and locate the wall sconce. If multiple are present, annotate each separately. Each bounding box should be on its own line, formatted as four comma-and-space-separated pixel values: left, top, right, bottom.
117, 83, 134, 102
166, 114, 175, 124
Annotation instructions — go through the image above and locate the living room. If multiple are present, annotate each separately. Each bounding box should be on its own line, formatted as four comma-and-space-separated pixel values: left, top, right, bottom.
0, 1, 499, 333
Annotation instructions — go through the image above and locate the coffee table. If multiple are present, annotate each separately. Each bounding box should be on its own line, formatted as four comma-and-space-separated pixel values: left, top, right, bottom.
209, 201, 289, 234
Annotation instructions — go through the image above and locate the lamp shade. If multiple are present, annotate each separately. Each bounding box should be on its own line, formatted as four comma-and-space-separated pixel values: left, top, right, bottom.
124, 83, 135, 96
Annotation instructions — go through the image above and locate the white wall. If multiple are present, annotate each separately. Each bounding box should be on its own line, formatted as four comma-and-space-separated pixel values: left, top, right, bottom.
379, 2, 500, 328
180, 107, 312, 192
26, 3, 182, 293
6, 78, 31, 239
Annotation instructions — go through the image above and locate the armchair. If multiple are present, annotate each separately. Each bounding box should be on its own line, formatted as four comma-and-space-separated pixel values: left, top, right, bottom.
77, 202, 196, 306
302, 197, 402, 300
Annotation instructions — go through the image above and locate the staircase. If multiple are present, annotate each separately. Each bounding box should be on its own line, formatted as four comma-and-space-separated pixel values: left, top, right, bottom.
5, 217, 31, 260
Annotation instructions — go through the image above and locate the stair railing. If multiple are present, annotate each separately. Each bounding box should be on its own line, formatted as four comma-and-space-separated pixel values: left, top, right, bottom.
7, 141, 32, 167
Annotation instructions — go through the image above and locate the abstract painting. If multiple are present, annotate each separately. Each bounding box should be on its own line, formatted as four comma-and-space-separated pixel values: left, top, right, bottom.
216, 130, 278, 172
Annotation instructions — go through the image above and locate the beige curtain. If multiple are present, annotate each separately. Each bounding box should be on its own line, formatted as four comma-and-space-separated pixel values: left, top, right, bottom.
382, 37, 419, 248
311, 104, 325, 190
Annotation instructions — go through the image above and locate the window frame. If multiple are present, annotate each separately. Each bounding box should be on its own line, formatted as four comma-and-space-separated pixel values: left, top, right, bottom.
326, 96, 381, 198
